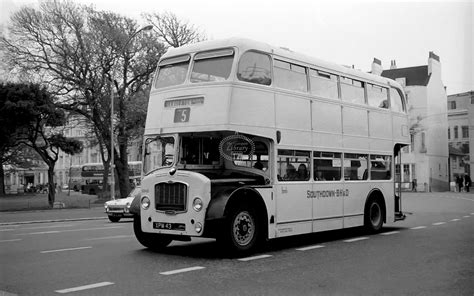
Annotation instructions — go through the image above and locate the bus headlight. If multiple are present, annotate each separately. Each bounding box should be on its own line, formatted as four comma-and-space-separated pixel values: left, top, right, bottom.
104, 203, 108, 211
192, 197, 203, 212
141, 196, 150, 210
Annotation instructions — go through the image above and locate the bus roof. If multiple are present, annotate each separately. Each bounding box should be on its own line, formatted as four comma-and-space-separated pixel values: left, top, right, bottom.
162, 37, 404, 90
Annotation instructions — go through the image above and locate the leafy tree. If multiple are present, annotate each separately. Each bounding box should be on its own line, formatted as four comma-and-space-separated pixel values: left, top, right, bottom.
0, 82, 82, 205
1, 1, 163, 198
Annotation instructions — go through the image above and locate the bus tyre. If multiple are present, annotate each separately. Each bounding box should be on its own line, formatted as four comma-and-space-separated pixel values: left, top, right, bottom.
365, 198, 383, 232
108, 216, 121, 223
220, 204, 260, 255
133, 216, 172, 250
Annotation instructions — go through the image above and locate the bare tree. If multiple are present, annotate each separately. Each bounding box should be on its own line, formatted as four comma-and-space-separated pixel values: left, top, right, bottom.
1, 0, 165, 198
144, 11, 205, 48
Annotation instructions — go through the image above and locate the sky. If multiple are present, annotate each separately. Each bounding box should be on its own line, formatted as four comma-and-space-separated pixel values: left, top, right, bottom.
1, 0, 472, 95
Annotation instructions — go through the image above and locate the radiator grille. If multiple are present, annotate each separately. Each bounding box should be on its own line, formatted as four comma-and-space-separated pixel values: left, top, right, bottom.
155, 182, 187, 212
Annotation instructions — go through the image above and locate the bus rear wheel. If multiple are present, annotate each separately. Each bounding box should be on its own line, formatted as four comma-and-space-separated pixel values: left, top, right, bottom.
364, 198, 383, 232
133, 216, 172, 250
219, 204, 260, 255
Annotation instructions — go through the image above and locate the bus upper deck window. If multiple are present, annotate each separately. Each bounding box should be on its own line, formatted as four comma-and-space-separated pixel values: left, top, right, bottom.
190, 49, 234, 83
155, 55, 190, 89
237, 51, 272, 86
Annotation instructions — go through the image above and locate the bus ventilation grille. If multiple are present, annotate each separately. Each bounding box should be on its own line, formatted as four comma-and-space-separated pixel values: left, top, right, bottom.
155, 182, 187, 212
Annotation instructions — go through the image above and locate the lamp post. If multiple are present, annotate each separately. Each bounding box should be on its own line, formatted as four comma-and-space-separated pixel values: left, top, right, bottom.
111, 24, 153, 200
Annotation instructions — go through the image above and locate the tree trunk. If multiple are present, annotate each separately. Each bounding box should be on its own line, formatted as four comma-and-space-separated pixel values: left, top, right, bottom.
0, 162, 5, 195
47, 165, 55, 207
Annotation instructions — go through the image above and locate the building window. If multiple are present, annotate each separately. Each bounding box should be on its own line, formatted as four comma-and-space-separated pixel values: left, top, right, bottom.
421, 132, 426, 152
462, 126, 469, 138
448, 101, 456, 110
454, 126, 458, 139
448, 127, 451, 140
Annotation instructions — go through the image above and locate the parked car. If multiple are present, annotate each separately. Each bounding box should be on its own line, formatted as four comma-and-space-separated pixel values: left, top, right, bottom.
104, 186, 141, 222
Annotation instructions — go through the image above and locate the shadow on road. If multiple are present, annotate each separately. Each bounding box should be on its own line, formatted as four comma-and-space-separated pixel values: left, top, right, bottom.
131, 226, 407, 260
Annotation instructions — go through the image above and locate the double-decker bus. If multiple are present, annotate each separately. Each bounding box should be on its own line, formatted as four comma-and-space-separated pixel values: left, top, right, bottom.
81, 161, 142, 195
133, 38, 409, 254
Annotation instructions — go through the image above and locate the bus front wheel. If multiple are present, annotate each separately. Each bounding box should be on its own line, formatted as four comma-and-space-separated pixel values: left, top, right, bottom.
133, 216, 172, 250
364, 198, 384, 232
219, 204, 260, 255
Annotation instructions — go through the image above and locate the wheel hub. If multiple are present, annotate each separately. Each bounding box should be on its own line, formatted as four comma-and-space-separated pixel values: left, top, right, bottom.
233, 211, 254, 246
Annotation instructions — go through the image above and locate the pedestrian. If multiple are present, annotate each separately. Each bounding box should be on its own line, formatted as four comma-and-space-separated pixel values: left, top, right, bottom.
411, 179, 417, 192
464, 174, 471, 192
456, 175, 463, 193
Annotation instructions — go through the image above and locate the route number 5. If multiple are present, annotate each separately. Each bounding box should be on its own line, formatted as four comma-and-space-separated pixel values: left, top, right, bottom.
174, 108, 190, 123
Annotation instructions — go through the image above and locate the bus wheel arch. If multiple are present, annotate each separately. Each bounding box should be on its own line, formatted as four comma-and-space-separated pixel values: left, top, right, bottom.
219, 188, 268, 254
364, 189, 386, 232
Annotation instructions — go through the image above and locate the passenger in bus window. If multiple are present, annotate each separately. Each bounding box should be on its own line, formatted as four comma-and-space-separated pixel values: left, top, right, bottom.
297, 164, 308, 180
315, 170, 326, 181
284, 164, 297, 181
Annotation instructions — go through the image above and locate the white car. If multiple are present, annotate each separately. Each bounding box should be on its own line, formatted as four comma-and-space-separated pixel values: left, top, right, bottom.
104, 187, 141, 222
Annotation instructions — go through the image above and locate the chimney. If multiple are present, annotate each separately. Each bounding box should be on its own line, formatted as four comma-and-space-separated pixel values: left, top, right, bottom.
371, 58, 382, 75
428, 51, 440, 75
390, 60, 397, 69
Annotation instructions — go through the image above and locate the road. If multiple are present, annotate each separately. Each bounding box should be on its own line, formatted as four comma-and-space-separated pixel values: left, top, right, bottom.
1, 192, 473, 295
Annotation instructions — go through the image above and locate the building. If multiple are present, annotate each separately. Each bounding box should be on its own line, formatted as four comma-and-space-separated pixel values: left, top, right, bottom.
372, 52, 449, 191
447, 91, 473, 182
54, 114, 142, 188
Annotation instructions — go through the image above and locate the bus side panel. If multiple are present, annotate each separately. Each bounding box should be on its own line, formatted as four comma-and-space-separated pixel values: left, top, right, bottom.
343, 182, 365, 228
312, 182, 344, 232
392, 113, 410, 143
275, 183, 312, 237
229, 86, 275, 128
275, 93, 312, 147
254, 187, 276, 239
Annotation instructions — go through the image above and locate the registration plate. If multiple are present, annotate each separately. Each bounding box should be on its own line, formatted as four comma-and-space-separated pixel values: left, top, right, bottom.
153, 222, 186, 231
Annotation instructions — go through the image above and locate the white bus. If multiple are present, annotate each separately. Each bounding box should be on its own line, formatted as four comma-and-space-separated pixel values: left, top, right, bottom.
133, 38, 410, 254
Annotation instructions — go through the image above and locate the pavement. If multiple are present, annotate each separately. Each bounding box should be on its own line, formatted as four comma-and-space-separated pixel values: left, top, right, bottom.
0, 191, 108, 225
0, 189, 472, 226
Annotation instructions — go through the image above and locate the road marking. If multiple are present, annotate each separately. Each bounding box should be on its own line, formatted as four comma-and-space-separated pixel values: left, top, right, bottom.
0, 229, 15, 232
379, 231, 400, 236
17, 230, 60, 235
471, 213, 474, 215
20, 224, 74, 230
41, 246, 92, 254
238, 254, 273, 261
296, 245, 325, 251
160, 266, 205, 275
344, 237, 369, 243
0, 239, 22, 243
410, 226, 427, 230
84, 235, 134, 241
463, 215, 470, 218
17, 226, 122, 235
55, 281, 114, 293
450, 219, 460, 222
432, 222, 446, 225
